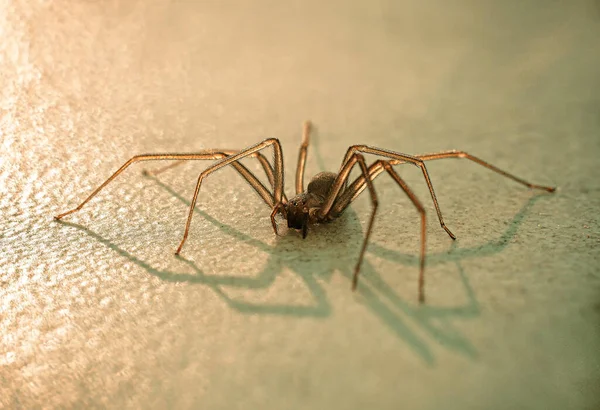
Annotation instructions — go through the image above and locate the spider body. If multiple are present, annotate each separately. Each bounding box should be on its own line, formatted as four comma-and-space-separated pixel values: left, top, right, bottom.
285, 171, 337, 238
55, 121, 555, 302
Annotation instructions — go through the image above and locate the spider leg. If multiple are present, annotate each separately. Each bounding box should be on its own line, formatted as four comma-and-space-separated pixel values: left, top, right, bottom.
319, 145, 455, 240
332, 160, 387, 213
143, 149, 285, 200
351, 155, 378, 292
329, 160, 428, 302
334, 149, 556, 215
387, 150, 555, 192
380, 163, 427, 303
54, 151, 276, 220
176, 138, 285, 255
295, 121, 312, 194
310, 152, 378, 293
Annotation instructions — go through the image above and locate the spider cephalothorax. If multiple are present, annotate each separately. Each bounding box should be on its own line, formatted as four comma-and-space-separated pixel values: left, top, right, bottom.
55, 121, 555, 302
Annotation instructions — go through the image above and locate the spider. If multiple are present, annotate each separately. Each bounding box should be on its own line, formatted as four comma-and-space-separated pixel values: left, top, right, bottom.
55, 121, 555, 302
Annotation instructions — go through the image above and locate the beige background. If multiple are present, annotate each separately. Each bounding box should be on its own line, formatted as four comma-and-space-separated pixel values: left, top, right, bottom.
1, 0, 599, 409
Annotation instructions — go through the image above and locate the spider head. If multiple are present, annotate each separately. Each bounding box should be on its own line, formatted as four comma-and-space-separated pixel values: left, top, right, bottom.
285, 194, 310, 238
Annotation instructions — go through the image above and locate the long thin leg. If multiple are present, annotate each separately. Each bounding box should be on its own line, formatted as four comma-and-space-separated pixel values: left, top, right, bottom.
176, 138, 285, 255
381, 162, 427, 303
295, 121, 311, 194
396, 150, 555, 192
350, 154, 378, 292
330, 148, 556, 302
322, 158, 428, 302
334, 149, 556, 215
326, 145, 556, 239
310, 151, 379, 291
333, 160, 387, 213
143, 149, 283, 199
320, 145, 455, 239
144, 149, 287, 203
54, 151, 276, 220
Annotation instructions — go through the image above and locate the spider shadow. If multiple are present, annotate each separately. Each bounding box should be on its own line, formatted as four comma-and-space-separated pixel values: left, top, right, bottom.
57, 174, 552, 365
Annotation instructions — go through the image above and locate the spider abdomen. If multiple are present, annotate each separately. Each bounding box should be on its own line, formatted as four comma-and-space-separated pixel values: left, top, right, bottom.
307, 171, 337, 200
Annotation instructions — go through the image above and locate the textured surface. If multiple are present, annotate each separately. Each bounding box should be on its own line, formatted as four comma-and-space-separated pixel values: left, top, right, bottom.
2, 1, 600, 409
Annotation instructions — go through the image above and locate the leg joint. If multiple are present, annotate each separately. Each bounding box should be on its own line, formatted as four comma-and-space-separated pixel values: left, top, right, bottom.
349, 144, 367, 152
352, 152, 366, 161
